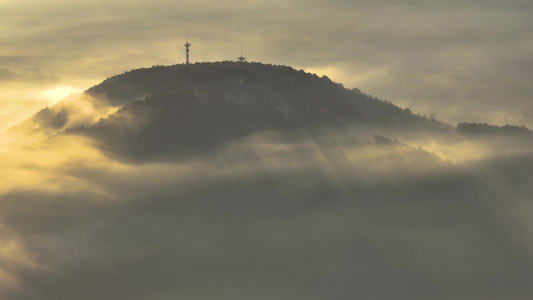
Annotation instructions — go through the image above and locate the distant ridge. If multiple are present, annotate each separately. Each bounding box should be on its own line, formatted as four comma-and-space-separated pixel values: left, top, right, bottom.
457, 122, 533, 137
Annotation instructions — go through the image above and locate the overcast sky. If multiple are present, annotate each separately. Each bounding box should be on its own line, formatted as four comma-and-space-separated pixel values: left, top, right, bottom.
1, 0, 532, 131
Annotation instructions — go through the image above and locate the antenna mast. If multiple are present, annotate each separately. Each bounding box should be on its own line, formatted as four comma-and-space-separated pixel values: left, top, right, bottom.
238, 48, 246, 84
184, 36, 191, 64
238, 48, 246, 62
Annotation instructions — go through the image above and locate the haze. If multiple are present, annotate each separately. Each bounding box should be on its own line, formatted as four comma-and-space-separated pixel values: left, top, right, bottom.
1, 0, 532, 132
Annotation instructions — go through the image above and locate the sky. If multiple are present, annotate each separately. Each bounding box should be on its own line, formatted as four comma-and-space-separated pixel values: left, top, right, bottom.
1, 0, 532, 133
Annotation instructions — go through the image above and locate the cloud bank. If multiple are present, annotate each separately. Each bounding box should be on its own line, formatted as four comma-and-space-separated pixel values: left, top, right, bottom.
1, 119, 533, 299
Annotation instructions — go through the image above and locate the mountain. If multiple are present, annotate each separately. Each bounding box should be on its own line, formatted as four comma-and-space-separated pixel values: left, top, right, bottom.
10, 62, 449, 159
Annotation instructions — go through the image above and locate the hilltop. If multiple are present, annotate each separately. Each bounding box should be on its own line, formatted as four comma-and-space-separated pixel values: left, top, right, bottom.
86, 62, 443, 128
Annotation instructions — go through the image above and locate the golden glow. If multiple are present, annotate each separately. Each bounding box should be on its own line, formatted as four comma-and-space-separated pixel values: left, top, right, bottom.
302, 65, 391, 89
0, 86, 52, 133
0, 135, 130, 195
40, 85, 82, 105
419, 141, 488, 164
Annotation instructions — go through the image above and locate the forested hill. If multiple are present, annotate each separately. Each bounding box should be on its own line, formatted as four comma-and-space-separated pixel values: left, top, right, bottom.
10, 62, 453, 159
85, 62, 445, 129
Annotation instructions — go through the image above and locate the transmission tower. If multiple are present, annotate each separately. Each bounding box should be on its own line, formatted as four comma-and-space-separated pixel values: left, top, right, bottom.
184, 36, 191, 64
238, 48, 246, 63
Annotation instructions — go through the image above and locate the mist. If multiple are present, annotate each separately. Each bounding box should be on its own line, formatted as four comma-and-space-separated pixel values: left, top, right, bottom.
1, 107, 533, 299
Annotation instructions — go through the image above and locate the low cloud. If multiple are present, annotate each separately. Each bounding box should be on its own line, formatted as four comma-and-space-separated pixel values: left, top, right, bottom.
6, 93, 118, 145
1, 124, 533, 299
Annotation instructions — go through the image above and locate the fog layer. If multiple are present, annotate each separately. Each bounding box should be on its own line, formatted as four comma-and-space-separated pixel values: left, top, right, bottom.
1, 122, 533, 299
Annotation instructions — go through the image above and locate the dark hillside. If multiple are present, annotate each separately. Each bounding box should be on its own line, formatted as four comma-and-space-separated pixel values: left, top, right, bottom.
86, 62, 442, 128
11, 62, 450, 159
65, 62, 449, 159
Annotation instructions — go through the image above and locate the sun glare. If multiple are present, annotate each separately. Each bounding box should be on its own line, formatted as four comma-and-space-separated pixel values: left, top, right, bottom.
43, 85, 82, 105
